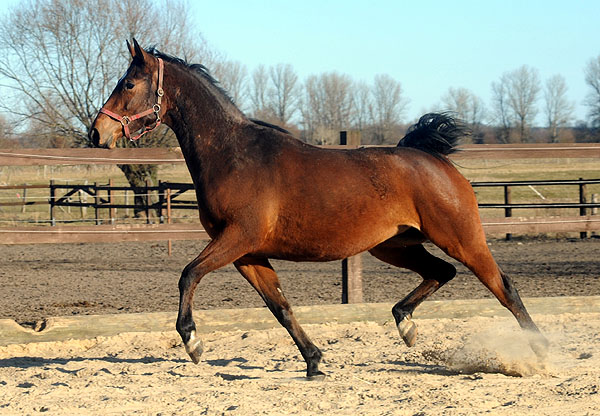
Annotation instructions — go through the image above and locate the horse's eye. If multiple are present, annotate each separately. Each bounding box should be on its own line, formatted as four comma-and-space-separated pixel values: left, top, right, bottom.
125, 81, 135, 90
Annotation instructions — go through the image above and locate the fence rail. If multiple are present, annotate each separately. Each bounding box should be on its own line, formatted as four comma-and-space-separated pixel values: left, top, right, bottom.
0, 178, 599, 243
1, 143, 599, 166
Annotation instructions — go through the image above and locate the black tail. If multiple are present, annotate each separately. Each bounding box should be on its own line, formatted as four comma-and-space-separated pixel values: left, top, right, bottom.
397, 113, 469, 159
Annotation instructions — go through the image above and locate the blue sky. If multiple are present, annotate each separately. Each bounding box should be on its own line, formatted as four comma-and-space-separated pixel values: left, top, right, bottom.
190, 0, 599, 124
1, 0, 598, 125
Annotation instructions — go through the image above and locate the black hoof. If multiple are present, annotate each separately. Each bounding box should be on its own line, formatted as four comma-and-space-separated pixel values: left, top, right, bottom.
307, 370, 326, 381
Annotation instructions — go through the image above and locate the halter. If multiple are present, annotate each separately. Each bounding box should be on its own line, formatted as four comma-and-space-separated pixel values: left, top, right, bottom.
100, 57, 164, 142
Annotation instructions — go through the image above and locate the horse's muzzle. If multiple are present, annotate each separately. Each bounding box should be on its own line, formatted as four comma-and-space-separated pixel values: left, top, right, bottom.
88, 127, 101, 147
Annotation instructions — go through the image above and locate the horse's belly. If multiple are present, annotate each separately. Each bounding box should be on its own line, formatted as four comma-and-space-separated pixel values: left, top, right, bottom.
259, 220, 409, 262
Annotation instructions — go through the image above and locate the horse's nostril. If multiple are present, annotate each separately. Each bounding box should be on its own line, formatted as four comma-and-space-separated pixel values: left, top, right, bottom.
89, 128, 100, 147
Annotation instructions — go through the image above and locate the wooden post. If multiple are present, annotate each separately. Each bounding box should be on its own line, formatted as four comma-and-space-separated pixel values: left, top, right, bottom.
94, 182, 101, 225
342, 255, 363, 304
49, 180, 56, 226
340, 130, 363, 304
579, 178, 587, 239
504, 185, 512, 241
108, 179, 115, 225
167, 187, 172, 256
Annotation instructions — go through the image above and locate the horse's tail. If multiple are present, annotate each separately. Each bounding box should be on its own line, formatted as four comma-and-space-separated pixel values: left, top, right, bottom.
397, 113, 469, 160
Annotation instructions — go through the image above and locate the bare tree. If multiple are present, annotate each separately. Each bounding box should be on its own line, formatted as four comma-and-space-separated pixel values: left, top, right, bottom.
248, 65, 272, 119
212, 60, 247, 110
370, 74, 408, 143
491, 77, 512, 143
301, 72, 355, 144
351, 81, 372, 131
267, 63, 299, 126
507, 65, 541, 142
0, 0, 210, 145
441, 87, 485, 142
0, 0, 212, 217
0, 114, 16, 147
544, 75, 574, 142
491, 66, 541, 142
584, 54, 600, 127
441, 87, 485, 123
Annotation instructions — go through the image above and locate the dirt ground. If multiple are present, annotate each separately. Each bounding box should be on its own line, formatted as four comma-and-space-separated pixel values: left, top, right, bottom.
0, 313, 599, 415
0, 237, 598, 324
0, 238, 599, 415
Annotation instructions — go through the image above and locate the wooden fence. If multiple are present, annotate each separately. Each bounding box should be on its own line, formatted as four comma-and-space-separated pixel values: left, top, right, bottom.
0, 142, 599, 166
1, 178, 599, 239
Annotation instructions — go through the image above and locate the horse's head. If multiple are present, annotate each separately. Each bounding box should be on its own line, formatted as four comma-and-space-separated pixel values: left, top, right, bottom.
89, 39, 165, 148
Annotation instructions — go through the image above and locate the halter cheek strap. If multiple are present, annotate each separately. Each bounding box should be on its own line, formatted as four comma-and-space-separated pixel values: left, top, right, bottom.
100, 57, 164, 142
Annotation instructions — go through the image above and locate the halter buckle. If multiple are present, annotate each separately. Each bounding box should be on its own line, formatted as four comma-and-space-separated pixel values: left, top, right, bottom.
120, 116, 131, 126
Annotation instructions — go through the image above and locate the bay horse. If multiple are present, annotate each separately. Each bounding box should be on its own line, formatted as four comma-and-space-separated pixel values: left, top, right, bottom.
89, 39, 548, 378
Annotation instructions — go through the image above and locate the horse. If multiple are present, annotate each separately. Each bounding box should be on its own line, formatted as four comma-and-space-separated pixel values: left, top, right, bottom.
89, 39, 548, 378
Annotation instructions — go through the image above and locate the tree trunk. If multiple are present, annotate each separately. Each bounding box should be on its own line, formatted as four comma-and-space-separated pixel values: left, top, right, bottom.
117, 164, 160, 220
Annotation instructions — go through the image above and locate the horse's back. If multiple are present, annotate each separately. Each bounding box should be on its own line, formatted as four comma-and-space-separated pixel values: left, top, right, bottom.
251, 135, 475, 260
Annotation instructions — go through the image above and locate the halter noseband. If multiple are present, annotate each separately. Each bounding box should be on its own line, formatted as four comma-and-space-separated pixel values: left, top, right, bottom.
100, 57, 164, 142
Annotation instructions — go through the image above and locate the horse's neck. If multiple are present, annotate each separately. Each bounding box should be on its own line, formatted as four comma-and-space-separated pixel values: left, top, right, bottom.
164, 65, 246, 176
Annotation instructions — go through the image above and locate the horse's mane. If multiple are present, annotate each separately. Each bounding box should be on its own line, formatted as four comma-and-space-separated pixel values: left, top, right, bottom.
146, 47, 235, 105
146, 47, 290, 135
249, 119, 291, 134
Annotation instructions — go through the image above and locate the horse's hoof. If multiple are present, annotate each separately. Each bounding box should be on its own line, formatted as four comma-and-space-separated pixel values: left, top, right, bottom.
185, 330, 204, 364
307, 371, 326, 381
398, 316, 417, 347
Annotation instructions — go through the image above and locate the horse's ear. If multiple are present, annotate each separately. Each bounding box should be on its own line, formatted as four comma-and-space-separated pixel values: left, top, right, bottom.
130, 38, 148, 64
126, 39, 135, 58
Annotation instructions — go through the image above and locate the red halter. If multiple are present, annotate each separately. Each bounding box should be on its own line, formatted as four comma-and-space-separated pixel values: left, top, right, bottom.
100, 57, 164, 142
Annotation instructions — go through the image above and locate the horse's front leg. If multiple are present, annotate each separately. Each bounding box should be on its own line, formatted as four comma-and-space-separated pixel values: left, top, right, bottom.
176, 227, 249, 363
234, 256, 325, 379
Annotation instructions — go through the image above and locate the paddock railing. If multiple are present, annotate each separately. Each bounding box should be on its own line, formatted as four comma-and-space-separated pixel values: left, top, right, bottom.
1, 178, 599, 236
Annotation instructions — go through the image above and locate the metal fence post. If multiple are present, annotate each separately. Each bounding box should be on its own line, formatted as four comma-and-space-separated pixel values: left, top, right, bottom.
94, 182, 101, 225
49, 180, 56, 226
108, 179, 115, 225
158, 180, 165, 224
579, 178, 587, 239
167, 187, 172, 256
145, 179, 151, 224
504, 185, 512, 241
21, 186, 27, 213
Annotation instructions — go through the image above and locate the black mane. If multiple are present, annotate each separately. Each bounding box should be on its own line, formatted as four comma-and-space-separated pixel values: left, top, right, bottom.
146, 47, 290, 135
249, 119, 291, 134
146, 47, 235, 106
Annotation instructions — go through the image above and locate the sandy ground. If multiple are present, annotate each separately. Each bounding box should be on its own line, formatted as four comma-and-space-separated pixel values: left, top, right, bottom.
0, 313, 599, 415
0, 237, 598, 414
1, 238, 599, 324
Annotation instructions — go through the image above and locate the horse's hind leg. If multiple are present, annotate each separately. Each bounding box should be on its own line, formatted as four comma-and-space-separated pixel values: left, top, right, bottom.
234, 256, 324, 379
369, 243, 456, 347
425, 223, 549, 358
